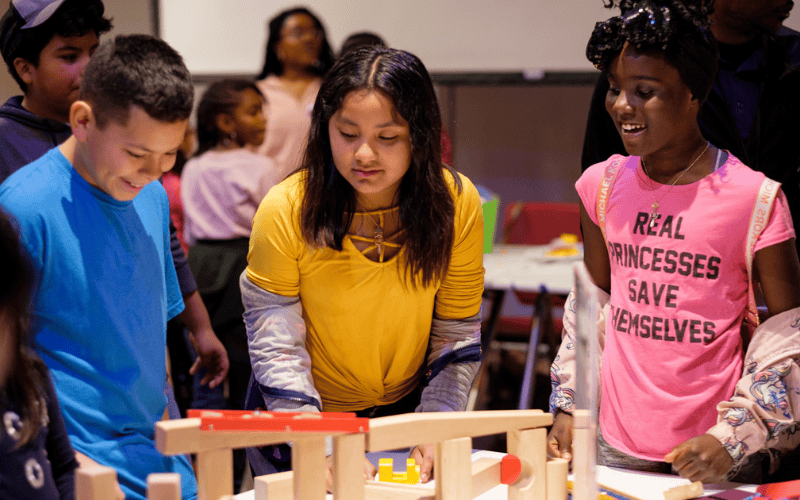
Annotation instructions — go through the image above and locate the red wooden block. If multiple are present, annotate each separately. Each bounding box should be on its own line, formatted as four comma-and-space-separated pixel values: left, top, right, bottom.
500, 454, 521, 485
187, 409, 369, 434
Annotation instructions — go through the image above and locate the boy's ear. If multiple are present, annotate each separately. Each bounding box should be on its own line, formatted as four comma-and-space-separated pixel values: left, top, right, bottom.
70, 101, 95, 141
13, 57, 34, 85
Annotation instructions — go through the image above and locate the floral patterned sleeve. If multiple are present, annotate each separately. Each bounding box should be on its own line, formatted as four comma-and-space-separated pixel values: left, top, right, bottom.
706, 307, 800, 475
548, 285, 610, 415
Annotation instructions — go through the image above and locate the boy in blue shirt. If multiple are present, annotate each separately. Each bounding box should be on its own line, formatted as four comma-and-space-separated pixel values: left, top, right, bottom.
0, 0, 228, 422
0, 34, 200, 499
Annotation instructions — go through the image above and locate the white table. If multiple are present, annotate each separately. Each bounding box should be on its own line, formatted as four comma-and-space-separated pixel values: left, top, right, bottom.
480, 244, 581, 410
233, 459, 756, 499
483, 244, 579, 296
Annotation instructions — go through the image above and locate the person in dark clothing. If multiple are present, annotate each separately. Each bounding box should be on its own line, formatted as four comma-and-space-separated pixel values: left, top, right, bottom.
0, 0, 229, 412
582, 0, 800, 259
0, 206, 79, 500
0, 96, 71, 181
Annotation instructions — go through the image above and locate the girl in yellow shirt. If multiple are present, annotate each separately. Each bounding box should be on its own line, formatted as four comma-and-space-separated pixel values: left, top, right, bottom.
242, 46, 485, 484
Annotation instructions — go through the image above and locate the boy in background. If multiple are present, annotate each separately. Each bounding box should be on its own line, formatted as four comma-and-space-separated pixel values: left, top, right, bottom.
0, 34, 200, 499
0, 0, 228, 414
0, 0, 110, 179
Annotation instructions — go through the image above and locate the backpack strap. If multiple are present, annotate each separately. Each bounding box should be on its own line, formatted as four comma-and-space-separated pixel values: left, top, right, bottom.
744, 177, 781, 329
596, 156, 625, 243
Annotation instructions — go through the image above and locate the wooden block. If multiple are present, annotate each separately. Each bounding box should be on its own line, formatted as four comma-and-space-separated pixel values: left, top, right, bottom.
470, 457, 503, 498
292, 436, 327, 500
332, 432, 366, 500
378, 458, 394, 482
253, 469, 436, 500
191, 409, 369, 434
663, 482, 704, 500
507, 428, 546, 500
367, 410, 552, 451
147, 473, 181, 500
502, 455, 522, 484
156, 418, 292, 455
196, 448, 233, 500
546, 459, 568, 500
75, 465, 119, 500
571, 426, 591, 500
253, 471, 293, 500
363, 481, 435, 500
435, 436, 472, 500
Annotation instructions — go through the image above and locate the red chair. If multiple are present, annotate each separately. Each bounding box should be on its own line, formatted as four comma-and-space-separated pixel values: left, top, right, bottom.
499, 201, 581, 335
480, 201, 581, 410
502, 201, 582, 247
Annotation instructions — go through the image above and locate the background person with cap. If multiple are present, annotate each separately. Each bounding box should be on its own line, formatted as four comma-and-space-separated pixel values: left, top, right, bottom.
0, 0, 110, 181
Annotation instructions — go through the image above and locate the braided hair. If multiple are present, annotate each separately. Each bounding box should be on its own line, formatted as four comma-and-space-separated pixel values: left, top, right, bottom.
587, 0, 718, 103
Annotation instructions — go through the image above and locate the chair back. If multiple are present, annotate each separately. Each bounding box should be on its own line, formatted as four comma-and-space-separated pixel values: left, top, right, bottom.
501, 201, 581, 245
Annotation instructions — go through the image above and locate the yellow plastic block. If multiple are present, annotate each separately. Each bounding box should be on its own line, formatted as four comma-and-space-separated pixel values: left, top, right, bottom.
376, 458, 420, 485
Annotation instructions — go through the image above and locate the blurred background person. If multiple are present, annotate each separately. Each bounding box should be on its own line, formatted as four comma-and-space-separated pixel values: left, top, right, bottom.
254, 6, 334, 180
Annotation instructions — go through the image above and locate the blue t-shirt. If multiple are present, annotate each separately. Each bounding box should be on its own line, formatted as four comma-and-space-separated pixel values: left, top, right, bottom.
0, 148, 197, 500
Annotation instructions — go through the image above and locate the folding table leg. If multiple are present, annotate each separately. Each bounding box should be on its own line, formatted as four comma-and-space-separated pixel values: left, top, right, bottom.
468, 289, 507, 411
518, 292, 551, 409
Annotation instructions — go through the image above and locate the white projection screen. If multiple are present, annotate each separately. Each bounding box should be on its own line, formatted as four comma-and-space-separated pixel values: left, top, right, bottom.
157, 0, 617, 77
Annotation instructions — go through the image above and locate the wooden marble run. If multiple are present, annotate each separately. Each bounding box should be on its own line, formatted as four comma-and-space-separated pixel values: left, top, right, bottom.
76, 408, 574, 500
185, 408, 567, 500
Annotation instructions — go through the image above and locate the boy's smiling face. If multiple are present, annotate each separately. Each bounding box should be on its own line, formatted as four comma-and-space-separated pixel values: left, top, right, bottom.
71, 104, 188, 201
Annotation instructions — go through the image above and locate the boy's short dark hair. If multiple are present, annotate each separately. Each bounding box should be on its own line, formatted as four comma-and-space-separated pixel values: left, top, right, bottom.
0, 0, 112, 92
81, 34, 194, 129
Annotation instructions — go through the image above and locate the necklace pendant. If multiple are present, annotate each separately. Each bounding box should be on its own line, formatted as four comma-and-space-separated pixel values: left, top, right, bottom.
649, 209, 659, 228
374, 226, 384, 255
649, 201, 660, 228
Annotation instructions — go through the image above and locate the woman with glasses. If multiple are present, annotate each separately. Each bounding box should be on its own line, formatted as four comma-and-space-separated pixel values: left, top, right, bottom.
255, 7, 335, 179
547, 0, 800, 485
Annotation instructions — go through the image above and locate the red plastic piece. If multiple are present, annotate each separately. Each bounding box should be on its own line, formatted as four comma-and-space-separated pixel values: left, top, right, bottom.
500, 454, 521, 485
186, 409, 369, 434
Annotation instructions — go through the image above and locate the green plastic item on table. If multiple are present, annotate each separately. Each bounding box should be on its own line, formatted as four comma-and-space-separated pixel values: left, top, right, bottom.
482, 197, 499, 254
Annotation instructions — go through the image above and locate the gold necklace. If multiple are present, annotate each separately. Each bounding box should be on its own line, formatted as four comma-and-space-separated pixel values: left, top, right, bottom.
641, 141, 710, 228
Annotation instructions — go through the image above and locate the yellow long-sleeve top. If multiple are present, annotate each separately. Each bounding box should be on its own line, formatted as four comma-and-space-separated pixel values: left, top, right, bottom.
246, 169, 484, 411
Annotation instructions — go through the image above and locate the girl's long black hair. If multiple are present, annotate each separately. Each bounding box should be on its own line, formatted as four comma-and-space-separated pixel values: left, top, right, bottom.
0, 208, 48, 447
299, 46, 461, 288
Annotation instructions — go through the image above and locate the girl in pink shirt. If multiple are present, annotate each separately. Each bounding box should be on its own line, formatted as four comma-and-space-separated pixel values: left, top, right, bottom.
548, 0, 800, 484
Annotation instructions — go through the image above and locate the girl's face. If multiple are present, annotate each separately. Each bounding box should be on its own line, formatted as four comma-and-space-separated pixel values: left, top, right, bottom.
329, 89, 412, 209
276, 13, 323, 71
605, 43, 699, 159
227, 88, 267, 148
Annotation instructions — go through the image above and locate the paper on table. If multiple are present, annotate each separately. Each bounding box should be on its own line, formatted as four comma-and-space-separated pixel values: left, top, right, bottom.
583, 466, 751, 500
525, 244, 584, 263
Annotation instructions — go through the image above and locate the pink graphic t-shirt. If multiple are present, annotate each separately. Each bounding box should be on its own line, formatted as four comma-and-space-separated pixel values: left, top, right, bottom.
577, 153, 795, 461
